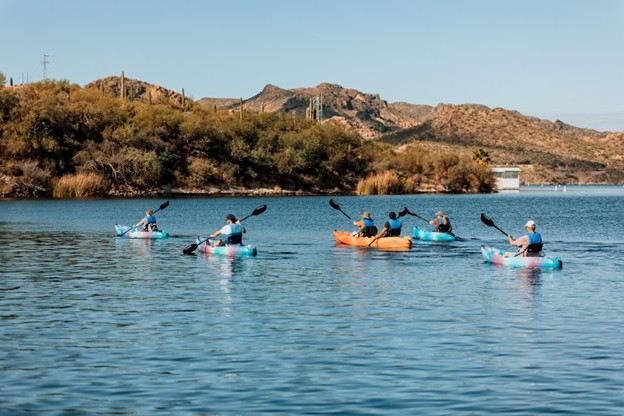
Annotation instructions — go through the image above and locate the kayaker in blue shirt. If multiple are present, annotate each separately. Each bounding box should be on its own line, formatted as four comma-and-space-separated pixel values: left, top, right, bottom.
134, 209, 158, 231
377, 211, 402, 237
209, 214, 246, 246
430, 211, 452, 233
353, 212, 378, 238
506, 220, 543, 257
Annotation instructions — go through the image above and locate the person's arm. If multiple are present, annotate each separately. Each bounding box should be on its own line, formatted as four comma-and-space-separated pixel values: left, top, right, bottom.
375, 223, 390, 238
353, 220, 363, 229
508, 235, 528, 247
237, 220, 246, 233
134, 217, 146, 228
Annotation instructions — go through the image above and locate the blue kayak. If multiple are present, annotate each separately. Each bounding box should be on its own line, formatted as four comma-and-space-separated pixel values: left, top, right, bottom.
413, 226, 457, 242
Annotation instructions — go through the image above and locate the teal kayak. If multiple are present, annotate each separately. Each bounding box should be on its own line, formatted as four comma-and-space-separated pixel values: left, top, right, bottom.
481, 246, 562, 269
115, 224, 169, 239
413, 226, 456, 242
195, 237, 257, 256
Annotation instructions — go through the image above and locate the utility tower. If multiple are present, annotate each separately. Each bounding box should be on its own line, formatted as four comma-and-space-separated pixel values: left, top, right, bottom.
41, 54, 49, 80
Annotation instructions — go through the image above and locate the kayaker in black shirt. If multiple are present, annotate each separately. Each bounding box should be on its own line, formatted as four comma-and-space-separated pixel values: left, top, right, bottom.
377, 211, 402, 237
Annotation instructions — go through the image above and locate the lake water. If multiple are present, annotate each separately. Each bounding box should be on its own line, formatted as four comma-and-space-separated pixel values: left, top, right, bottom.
1, 186, 624, 415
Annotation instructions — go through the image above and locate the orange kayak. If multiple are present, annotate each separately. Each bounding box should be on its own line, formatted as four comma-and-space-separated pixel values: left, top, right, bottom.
333, 230, 412, 250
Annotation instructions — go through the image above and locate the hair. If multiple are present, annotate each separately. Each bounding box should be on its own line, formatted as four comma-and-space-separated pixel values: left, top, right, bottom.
389, 212, 397, 219
147, 209, 154, 215
226, 214, 237, 222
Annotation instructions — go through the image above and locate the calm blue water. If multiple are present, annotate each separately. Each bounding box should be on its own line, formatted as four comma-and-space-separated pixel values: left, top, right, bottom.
1, 186, 624, 415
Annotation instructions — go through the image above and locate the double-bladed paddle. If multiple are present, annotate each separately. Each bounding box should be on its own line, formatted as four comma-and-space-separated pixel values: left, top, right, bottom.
401, 207, 462, 240
118, 200, 170, 236
182, 205, 267, 255
329, 199, 353, 221
480, 213, 509, 237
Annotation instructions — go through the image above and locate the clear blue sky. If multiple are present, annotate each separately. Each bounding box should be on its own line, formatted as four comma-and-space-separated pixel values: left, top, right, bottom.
1, 0, 623, 131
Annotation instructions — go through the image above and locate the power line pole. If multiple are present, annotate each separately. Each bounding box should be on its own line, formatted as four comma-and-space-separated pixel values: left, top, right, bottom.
41, 54, 49, 80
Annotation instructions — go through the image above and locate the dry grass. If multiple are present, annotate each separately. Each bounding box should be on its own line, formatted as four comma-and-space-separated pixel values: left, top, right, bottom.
52, 172, 109, 198
357, 171, 406, 195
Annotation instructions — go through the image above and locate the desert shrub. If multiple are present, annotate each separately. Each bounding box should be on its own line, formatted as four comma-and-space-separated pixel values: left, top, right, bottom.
52, 172, 109, 198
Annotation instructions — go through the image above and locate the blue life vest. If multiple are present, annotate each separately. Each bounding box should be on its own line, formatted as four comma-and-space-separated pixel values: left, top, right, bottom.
226, 223, 243, 244
436, 216, 451, 232
146, 215, 156, 224
386, 219, 402, 236
525, 231, 542, 244
359, 218, 377, 238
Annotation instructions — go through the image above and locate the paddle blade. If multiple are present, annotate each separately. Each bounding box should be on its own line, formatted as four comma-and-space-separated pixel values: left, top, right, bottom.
252, 205, 267, 216
329, 199, 340, 210
398, 207, 409, 217
159, 201, 170, 210
183, 243, 199, 255
480, 213, 495, 227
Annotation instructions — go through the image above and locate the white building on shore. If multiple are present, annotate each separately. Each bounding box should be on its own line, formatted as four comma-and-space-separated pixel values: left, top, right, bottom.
491, 167, 521, 191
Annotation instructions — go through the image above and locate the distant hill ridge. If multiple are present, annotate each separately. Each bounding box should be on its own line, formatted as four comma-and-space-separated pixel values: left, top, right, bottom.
87, 77, 624, 184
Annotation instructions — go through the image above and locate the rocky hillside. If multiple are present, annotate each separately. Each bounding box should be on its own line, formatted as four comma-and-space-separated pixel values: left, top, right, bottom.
198, 83, 623, 184
85, 76, 188, 107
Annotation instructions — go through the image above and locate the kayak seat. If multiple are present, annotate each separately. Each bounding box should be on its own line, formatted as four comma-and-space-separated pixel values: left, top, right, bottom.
526, 243, 543, 257
227, 234, 243, 245
361, 225, 378, 238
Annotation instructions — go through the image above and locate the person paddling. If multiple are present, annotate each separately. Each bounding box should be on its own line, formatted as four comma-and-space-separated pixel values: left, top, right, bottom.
430, 211, 452, 233
376, 211, 402, 238
353, 212, 378, 237
208, 214, 246, 246
505, 220, 543, 257
134, 209, 158, 231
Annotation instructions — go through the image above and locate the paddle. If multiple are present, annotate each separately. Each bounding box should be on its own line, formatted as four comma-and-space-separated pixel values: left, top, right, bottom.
402, 207, 462, 240
118, 201, 170, 236
329, 199, 353, 221
182, 205, 267, 255
480, 213, 509, 237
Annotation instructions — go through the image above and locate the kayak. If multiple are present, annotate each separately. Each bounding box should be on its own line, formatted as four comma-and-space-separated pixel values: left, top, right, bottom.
481, 246, 562, 269
333, 230, 412, 250
195, 237, 257, 256
115, 224, 169, 239
413, 226, 457, 242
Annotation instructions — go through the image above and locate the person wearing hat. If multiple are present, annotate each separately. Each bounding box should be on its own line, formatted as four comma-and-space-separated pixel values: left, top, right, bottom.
430, 211, 452, 233
353, 211, 378, 238
505, 220, 543, 257
134, 209, 158, 231
208, 214, 246, 246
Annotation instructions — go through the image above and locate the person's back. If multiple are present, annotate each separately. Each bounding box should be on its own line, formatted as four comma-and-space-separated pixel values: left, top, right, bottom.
354, 212, 378, 238
383, 212, 402, 237
507, 220, 543, 257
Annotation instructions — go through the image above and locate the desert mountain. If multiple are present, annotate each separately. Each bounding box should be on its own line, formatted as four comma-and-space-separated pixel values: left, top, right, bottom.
198, 83, 623, 184
83, 77, 623, 184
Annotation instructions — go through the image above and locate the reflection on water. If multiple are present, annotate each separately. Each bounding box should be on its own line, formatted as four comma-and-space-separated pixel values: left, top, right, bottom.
1, 192, 624, 415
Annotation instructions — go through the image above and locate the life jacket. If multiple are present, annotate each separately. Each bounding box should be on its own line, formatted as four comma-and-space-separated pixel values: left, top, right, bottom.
360, 218, 377, 238
436, 216, 451, 233
524, 231, 543, 256
144, 215, 157, 231
225, 223, 243, 245
386, 219, 402, 236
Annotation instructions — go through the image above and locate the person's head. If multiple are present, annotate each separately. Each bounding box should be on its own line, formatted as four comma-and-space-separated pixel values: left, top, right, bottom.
389, 212, 397, 220
525, 220, 536, 231
362, 212, 371, 220
146, 209, 154, 216
436, 211, 444, 217
226, 214, 237, 223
